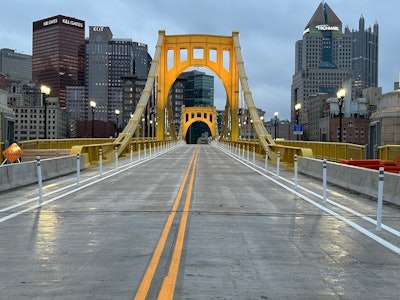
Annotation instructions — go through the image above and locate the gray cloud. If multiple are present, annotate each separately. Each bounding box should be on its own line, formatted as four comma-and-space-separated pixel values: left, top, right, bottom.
1, 0, 398, 120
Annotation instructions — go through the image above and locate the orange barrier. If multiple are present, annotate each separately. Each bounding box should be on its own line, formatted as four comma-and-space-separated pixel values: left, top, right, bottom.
340, 158, 400, 173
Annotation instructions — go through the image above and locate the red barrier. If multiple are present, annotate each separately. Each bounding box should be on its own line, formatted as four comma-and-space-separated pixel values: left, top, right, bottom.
341, 158, 400, 173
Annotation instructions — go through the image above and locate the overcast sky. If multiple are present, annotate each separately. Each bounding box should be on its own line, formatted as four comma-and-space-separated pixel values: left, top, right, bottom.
1, 0, 399, 120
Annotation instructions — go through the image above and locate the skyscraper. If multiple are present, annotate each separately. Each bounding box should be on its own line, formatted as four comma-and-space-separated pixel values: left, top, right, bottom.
291, 2, 378, 139
0, 49, 32, 83
32, 15, 85, 108
85, 26, 150, 123
180, 70, 214, 107
291, 2, 351, 127
352, 16, 379, 95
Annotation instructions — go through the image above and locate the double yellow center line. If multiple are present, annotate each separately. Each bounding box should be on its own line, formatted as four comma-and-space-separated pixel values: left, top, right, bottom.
134, 146, 198, 300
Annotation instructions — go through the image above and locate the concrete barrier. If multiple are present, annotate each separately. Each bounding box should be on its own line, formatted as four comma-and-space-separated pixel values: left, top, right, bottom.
299, 157, 400, 206
0, 155, 85, 192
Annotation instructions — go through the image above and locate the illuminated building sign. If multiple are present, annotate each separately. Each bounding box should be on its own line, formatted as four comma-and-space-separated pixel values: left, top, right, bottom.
42, 16, 83, 28
43, 18, 58, 26
92, 26, 104, 32
315, 24, 340, 31
303, 24, 340, 35
62, 18, 84, 28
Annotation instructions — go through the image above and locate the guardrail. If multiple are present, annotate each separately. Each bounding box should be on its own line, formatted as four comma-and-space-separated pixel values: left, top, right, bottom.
378, 145, 400, 161
277, 140, 365, 162
0, 154, 85, 192
222, 140, 313, 167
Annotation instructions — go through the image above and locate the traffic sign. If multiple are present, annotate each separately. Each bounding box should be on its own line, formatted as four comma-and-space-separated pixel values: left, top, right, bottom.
294, 124, 303, 135
2, 143, 24, 163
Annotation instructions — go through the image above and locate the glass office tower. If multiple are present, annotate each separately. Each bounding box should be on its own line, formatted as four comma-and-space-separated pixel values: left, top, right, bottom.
32, 15, 85, 108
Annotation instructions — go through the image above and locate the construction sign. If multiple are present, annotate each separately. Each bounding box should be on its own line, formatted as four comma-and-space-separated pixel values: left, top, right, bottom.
2, 143, 24, 163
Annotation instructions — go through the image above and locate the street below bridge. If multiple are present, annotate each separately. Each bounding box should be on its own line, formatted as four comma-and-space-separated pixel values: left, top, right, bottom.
0, 142, 399, 299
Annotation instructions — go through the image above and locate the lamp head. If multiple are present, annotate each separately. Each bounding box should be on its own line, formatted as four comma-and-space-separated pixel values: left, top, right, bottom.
336, 88, 346, 99
90, 100, 96, 108
40, 85, 51, 95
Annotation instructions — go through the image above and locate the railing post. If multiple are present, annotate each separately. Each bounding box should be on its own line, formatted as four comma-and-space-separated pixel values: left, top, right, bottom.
130, 144, 133, 162
36, 156, 43, 203
294, 154, 298, 188
276, 151, 280, 177
252, 147, 255, 166
376, 167, 385, 230
138, 145, 141, 160
115, 147, 118, 169
247, 145, 249, 161
76, 153, 80, 185
99, 148, 103, 177
144, 144, 147, 158
323, 159, 327, 204
149, 143, 152, 157
264, 151, 268, 172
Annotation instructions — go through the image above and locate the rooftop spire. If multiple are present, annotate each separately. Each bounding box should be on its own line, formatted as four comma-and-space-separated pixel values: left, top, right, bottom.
305, 2, 342, 31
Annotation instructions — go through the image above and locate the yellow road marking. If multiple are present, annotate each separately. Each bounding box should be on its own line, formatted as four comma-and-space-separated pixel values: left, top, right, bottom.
133, 147, 198, 300
157, 147, 198, 299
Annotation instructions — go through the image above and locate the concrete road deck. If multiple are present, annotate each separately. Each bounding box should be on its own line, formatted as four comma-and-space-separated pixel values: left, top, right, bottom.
0, 143, 399, 299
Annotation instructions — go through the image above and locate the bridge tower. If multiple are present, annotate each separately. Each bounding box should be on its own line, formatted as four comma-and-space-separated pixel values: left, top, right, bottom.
157, 31, 239, 141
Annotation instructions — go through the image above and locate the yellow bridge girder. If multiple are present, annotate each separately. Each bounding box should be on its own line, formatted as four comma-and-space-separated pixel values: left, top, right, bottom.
181, 106, 217, 139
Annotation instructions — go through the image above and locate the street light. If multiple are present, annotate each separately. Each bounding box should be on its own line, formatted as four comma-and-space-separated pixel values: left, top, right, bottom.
90, 100, 96, 138
336, 88, 346, 142
295, 103, 301, 125
274, 111, 279, 140
141, 116, 145, 139
250, 118, 253, 140
295, 103, 301, 140
115, 109, 120, 137
40, 85, 51, 139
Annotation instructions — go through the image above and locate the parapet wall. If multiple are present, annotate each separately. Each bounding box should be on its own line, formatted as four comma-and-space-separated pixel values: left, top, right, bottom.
299, 157, 400, 206
0, 155, 85, 192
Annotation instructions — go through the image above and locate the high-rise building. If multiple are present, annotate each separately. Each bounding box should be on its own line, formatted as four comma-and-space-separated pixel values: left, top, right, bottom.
84, 26, 151, 135
352, 16, 379, 95
32, 15, 85, 108
291, 2, 379, 140
180, 70, 214, 107
0, 49, 32, 83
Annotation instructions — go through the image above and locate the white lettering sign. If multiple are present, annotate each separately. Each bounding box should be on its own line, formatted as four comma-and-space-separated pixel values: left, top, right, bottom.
316, 24, 340, 31
93, 26, 104, 32
62, 18, 84, 28
43, 18, 58, 26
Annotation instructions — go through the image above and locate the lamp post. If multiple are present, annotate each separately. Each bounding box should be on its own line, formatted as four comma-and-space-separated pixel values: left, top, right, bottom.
115, 109, 120, 137
40, 85, 51, 139
250, 118, 253, 140
274, 111, 279, 140
150, 120, 153, 139
243, 119, 247, 139
295, 103, 301, 140
336, 88, 346, 142
90, 100, 96, 138
141, 116, 145, 139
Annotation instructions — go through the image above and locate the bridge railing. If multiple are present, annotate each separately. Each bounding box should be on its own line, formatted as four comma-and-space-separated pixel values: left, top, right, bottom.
276, 140, 365, 162
19, 138, 114, 150
378, 145, 400, 161
224, 140, 313, 167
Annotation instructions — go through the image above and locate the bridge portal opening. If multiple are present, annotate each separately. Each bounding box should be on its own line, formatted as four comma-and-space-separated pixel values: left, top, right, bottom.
185, 121, 211, 144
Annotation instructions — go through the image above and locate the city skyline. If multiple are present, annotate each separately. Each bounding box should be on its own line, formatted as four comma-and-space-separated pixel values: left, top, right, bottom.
1, 0, 399, 120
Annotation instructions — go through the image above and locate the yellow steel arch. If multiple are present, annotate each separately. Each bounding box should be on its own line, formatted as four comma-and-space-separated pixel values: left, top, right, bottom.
181, 106, 217, 138
157, 31, 239, 141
